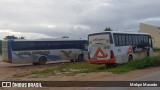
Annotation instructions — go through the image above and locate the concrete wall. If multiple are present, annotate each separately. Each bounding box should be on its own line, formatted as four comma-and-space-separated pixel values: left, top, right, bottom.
140, 23, 160, 48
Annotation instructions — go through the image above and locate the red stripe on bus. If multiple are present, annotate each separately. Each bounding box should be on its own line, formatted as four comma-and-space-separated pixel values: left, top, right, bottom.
87, 58, 116, 64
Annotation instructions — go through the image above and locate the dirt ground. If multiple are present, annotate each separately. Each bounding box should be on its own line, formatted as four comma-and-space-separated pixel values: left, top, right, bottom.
0, 57, 160, 81
1, 54, 160, 81
0, 55, 160, 90
0, 55, 160, 81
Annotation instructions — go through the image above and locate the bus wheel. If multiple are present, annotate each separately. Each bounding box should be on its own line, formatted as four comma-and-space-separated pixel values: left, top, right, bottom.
38, 56, 47, 65
78, 54, 84, 62
128, 55, 133, 62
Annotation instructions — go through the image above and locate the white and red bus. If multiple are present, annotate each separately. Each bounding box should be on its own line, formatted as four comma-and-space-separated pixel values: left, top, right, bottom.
87, 31, 153, 66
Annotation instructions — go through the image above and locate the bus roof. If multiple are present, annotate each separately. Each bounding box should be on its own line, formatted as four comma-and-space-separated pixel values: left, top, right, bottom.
3, 38, 87, 42
89, 31, 151, 36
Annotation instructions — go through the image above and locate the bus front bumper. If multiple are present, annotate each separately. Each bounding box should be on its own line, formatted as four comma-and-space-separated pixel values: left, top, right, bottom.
87, 58, 116, 64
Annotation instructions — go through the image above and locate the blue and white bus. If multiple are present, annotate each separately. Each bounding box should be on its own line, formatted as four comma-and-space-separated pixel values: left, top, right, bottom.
2, 39, 88, 65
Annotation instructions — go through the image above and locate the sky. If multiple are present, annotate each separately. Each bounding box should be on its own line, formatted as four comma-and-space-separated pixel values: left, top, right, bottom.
0, 0, 160, 40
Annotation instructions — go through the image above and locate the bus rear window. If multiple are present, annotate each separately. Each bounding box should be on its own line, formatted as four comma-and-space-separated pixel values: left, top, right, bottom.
89, 34, 111, 45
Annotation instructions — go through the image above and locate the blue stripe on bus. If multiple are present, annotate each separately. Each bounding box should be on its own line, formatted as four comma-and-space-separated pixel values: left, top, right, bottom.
44, 54, 61, 60
29, 54, 61, 60
29, 54, 38, 58
13, 52, 61, 61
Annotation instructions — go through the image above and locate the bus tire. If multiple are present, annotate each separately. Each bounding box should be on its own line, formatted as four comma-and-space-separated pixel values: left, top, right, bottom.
128, 55, 133, 62
38, 56, 47, 65
78, 54, 84, 62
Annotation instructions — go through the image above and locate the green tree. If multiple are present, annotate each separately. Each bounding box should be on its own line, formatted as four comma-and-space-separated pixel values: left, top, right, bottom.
19, 36, 25, 39
3, 35, 18, 40
104, 27, 113, 31
62, 36, 69, 38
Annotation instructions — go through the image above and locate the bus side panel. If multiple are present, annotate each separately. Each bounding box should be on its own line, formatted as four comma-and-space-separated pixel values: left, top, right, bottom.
11, 50, 60, 64
11, 49, 82, 64
52, 49, 80, 60
114, 46, 146, 64
113, 46, 129, 64
12, 51, 35, 64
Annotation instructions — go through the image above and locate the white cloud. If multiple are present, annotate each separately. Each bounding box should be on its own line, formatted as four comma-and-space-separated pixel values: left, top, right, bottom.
0, 29, 53, 39
0, 0, 160, 40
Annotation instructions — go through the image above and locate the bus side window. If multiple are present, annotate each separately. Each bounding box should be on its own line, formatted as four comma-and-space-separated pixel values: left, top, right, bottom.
128, 35, 132, 45
138, 35, 141, 44
118, 34, 122, 46
140, 35, 144, 43
135, 35, 138, 45
83, 44, 88, 50
115, 35, 118, 46
12, 42, 17, 51
113, 34, 117, 46
131, 35, 135, 45
121, 34, 126, 46
22, 42, 27, 50
126, 35, 129, 45
78, 42, 82, 49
